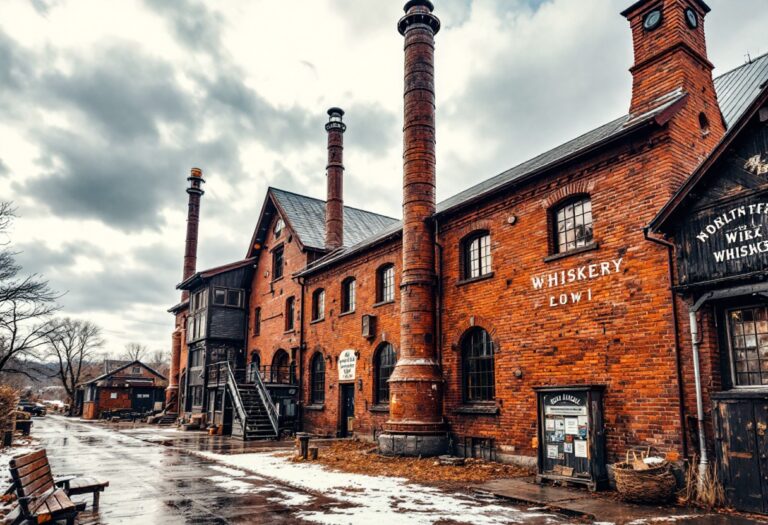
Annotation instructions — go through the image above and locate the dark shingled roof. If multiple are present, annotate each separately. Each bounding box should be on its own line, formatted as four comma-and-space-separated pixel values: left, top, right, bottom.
298, 56, 768, 277
270, 188, 398, 250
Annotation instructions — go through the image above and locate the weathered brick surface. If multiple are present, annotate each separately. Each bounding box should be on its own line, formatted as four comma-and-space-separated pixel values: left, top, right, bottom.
246, 213, 306, 374
302, 241, 402, 438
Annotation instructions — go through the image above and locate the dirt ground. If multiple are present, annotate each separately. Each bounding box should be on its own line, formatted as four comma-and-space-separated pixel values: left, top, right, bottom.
292, 440, 533, 489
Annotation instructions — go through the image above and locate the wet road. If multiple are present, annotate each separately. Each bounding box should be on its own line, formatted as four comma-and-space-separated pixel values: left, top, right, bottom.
35, 416, 560, 525
36, 416, 333, 524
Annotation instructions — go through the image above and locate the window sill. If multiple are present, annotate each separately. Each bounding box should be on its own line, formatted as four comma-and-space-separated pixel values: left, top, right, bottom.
369, 404, 390, 413
304, 404, 325, 411
453, 404, 500, 416
373, 300, 395, 308
271, 276, 284, 284
284, 329, 296, 335
309, 317, 325, 325
457, 272, 495, 287
544, 242, 599, 263
339, 310, 356, 318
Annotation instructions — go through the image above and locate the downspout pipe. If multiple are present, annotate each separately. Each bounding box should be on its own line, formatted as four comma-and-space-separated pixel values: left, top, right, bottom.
642, 227, 688, 458
689, 291, 715, 480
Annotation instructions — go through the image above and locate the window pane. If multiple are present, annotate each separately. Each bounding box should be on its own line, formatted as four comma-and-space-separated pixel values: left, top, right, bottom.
554, 197, 593, 254
730, 306, 768, 386
213, 288, 226, 305
462, 328, 495, 402
376, 343, 395, 404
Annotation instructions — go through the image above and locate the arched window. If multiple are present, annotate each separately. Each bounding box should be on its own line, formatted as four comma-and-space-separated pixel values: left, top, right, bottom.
553, 196, 593, 254
285, 296, 295, 331
310, 353, 325, 404
249, 351, 261, 382
271, 349, 290, 384
376, 264, 395, 303
374, 342, 396, 405
312, 289, 325, 321
461, 328, 495, 403
461, 231, 492, 280
341, 277, 356, 313
254, 307, 261, 336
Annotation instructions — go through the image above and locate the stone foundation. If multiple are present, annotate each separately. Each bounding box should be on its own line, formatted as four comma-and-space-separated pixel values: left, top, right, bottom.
377, 432, 448, 457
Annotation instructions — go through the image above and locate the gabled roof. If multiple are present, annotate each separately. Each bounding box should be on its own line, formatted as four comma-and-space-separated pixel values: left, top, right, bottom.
245, 187, 398, 258
271, 188, 398, 250
177, 257, 257, 290
299, 56, 768, 276
82, 360, 167, 386
649, 79, 768, 232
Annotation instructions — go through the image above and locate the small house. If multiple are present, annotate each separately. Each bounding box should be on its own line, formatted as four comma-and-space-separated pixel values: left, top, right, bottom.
79, 361, 167, 420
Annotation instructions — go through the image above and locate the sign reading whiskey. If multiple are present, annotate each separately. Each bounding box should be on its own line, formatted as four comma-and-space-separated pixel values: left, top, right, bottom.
678, 195, 768, 286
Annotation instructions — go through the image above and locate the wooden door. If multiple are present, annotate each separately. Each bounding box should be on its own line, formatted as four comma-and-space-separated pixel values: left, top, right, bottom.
339, 384, 355, 437
715, 397, 768, 514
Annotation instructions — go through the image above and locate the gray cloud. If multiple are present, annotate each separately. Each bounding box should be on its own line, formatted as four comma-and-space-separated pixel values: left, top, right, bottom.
0, 158, 8, 178
143, 0, 224, 55
343, 103, 398, 158
42, 46, 194, 142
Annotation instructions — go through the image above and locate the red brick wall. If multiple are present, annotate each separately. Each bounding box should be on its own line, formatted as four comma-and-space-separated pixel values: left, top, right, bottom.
246, 211, 308, 372
438, 128, 692, 463
301, 240, 402, 438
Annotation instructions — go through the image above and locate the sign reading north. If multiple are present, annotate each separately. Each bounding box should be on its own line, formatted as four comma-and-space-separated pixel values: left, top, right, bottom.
338, 349, 357, 382
695, 203, 768, 262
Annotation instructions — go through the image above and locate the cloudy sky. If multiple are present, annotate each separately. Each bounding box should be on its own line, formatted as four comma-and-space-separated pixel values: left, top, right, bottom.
1, 0, 765, 356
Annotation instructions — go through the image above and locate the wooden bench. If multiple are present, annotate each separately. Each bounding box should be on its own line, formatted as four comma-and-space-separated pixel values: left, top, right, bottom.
8, 450, 108, 524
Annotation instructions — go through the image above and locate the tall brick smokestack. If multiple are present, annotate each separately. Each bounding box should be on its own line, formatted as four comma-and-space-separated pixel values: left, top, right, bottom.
325, 108, 346, 250
182, 167, 205, 301
379, 0, 447, 456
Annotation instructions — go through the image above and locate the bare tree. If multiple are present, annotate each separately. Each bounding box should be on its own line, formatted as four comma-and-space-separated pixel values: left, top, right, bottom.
123, 342, 148, 362
0, 202, 59, 375
148, 349, 170, 376
46, 318, 103, 415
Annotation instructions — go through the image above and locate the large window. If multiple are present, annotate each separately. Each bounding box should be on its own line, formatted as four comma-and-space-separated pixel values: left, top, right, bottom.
554, 196, 593, 254
461, 328, 495, 403
213, 287, 243, 307
271, 350, 291, 384
341, 277, 356, 313
191, 289, 208, 312
310, 353, 325, 404
312, 289, 325, 321
461, 231, 492, 280
374, 343, 396, 405
272, 245, 284, 280
376, 264, 395, 303
253, 307, 261, 336
285, 296, 295, 331
728, 306, 768, 387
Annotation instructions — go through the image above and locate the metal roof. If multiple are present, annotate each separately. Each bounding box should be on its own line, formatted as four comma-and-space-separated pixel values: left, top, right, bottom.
270, 188, 399, 251
713, 52, 768, 128
297, 56, 768, 276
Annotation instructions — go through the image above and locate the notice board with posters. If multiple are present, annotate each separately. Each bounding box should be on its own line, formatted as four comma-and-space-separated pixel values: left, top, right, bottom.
535, 385, 607, 491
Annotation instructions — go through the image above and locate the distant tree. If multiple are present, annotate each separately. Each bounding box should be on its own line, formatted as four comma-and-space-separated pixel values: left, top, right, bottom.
123, 342, 148, 362
148, 349, 170, 376
0, 202, 59, 376
46, 318, 104, 415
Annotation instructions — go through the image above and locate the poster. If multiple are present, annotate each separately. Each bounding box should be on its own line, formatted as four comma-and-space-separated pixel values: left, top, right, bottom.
555, 419, 564, 431
547, 445, 559, 459
545, 419, 555, 431
563, 442, 573, 454
564, 417, 578, 435
574, 440, 588, 458
577, 415, 588, 427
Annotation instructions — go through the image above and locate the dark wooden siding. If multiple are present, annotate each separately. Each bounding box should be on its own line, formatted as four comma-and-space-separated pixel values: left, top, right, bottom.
209, 307, 246, 340
673, 120, 768, 287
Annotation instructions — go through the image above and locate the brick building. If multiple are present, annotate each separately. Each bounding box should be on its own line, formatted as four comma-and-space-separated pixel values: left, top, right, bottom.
165, 0, 768, 510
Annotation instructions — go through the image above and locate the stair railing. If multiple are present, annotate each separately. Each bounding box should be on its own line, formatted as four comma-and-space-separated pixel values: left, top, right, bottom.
251, 364, 279, 437
223, 362, 249, 433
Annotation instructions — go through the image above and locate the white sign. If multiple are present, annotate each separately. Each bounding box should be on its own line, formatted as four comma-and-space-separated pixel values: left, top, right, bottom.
530, 258, 624, 308
574, 440, 588, 458
338, 349, 357, 382
565, 418, 579, 435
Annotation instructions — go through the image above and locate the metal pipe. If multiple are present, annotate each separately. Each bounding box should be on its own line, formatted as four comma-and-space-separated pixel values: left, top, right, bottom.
643, 227, 688, 458
688, 309, 709, 485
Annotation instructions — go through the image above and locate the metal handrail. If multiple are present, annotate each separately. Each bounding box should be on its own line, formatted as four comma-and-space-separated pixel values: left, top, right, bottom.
251, 364, 279, 436
222, 363, 248, 431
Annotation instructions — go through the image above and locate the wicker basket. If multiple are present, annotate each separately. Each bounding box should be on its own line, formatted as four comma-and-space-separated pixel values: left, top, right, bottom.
613, 452, 677, 503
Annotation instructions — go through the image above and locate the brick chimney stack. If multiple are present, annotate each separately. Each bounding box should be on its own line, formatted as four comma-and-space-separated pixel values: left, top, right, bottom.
182, 167, 205, 301
379, 0, 447, 456
622, 0, 724, 186
325, 107, 346, 251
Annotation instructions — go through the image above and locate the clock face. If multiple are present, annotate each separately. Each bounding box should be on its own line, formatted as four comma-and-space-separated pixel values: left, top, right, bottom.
685, 8, 698, 28
643, 9, 662, 31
